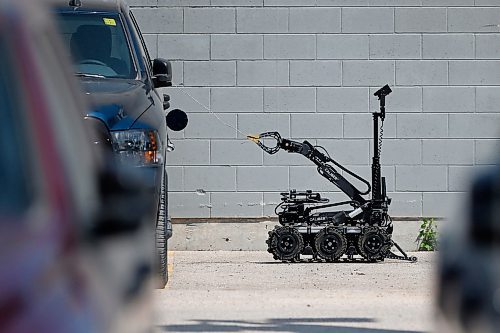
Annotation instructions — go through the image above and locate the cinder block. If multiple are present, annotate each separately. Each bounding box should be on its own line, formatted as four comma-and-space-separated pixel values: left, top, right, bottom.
449, 61, 500, 85
397, 114, 448, 139
166, 87, 210, 113
475, 140, 500, 164
387, 192, 422, 217
395, 8, 447, 33
449, 114, 500, 138
317, 0, 369, 5
210, 192, 264, 217
211, 88, 264, 112
169, 192, 210, 218
171, 62, 184, 86
476, 35, 500, 59
237, 8, 288, 33
131, 8, 183, 34
264, 35, 316, 60
289, 8, 341, 33
237, 166, 289, 191
184, 8, 235, 33
369, 35, 421, 59
318, 88, 369, 113
369, 86, 422, 113
211, 35, 263, 60
291, 114, 343, 139
423, 34, 474, 59
142, 34, 157, 59
158, 35, 209, 60
214, 0, 263, 5
317, 35, 369, 60
369, 0, 421, 5
237, 61, 289, 86
183, 61, 235, 86
448, 8, 500, 33
184, 166, 236, 191
422, 0, 473, 5
448, 166, 477, 192
342, 61, 395, 87
423, 87, 475, 112
316, 139, 370, 165
264, 88, 316, 113
396, 166, 448, 191
396, 61, 447, 86
423, 192, 466, 218
290, 166, 341, 192
184, 113, 237, 139
474, 0, 500, 5
263, 192, 282, 217
128, 0, 158, 6
346, 165, 395, 192
211, 140, 263, 166
237, 113, 291, 139
158, 0, 209, 6
422, 139, 474, 165
477, 87, 500, 113
344, 113, 397, 139
377, 139, 422, 165
168, 139, 210, 166
342, 8, 394, 33
290, 61, 341, 87
265, 0, 316, 5
166, 167, 183, 192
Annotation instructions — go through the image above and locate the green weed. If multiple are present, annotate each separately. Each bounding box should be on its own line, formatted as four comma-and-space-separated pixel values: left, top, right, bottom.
416, 218, 438, 251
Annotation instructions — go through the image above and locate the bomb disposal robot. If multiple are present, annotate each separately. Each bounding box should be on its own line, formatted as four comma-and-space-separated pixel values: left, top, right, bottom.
249, 85, 417, 263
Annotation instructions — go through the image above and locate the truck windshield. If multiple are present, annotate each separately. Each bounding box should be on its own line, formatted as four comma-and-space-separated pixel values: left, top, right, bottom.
56, 12, 136, 79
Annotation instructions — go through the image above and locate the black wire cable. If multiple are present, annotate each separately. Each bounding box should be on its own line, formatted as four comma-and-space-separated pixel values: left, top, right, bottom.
378, 120, 384, 159
372, 120, 384, 197
314, 145, 331, 159
274, 201, 284, 215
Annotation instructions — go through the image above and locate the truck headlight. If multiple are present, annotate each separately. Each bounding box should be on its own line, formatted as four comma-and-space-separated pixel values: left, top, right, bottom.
111, 129, 163, 166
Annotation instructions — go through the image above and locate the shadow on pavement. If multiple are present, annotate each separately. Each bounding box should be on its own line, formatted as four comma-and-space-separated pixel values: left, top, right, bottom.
158, 317, 424, 333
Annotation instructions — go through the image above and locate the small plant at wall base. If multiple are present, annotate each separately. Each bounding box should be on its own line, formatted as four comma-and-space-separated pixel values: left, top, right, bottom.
416, 218, 438, 251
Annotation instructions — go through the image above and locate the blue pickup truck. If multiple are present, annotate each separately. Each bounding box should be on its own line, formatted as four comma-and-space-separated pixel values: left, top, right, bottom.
54, 0, 188, 287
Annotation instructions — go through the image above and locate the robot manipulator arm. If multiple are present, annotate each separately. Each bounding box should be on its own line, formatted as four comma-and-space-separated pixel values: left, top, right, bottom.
248, 131, 368, 204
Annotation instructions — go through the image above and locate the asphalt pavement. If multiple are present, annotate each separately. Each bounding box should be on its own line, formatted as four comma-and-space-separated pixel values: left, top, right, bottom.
154, 251, 436, 333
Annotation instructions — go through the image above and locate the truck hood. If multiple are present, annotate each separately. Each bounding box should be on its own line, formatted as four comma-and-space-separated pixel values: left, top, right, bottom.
80, 77, 153, 131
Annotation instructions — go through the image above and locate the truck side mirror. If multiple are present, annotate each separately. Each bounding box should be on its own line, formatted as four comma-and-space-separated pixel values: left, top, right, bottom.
166, 109, 188, 131
152, 58, 172, 88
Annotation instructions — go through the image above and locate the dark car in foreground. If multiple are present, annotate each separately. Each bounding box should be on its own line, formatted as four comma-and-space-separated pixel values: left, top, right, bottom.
53, 0, 188, 287
0, 0, 155, 331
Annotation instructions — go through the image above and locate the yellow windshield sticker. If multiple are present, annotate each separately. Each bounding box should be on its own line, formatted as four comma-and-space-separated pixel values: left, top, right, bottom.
103, 18, 116, 26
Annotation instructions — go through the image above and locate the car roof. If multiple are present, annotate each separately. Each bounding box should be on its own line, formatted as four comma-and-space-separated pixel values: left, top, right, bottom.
52, 0, 128, 13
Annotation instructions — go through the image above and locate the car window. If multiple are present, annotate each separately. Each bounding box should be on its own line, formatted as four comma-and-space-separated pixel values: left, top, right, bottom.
56, 12, 136, 79
0, 37, 33, 216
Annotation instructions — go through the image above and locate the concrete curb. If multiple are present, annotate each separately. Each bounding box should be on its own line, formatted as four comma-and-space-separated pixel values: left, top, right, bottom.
169, 220, 435, 252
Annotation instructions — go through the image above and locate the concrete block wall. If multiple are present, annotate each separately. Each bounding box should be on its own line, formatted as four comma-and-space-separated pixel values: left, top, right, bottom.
129, 0, 500, 219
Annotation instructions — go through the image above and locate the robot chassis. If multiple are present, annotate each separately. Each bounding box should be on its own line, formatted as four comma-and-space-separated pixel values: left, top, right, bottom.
249, 85, 417, 263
